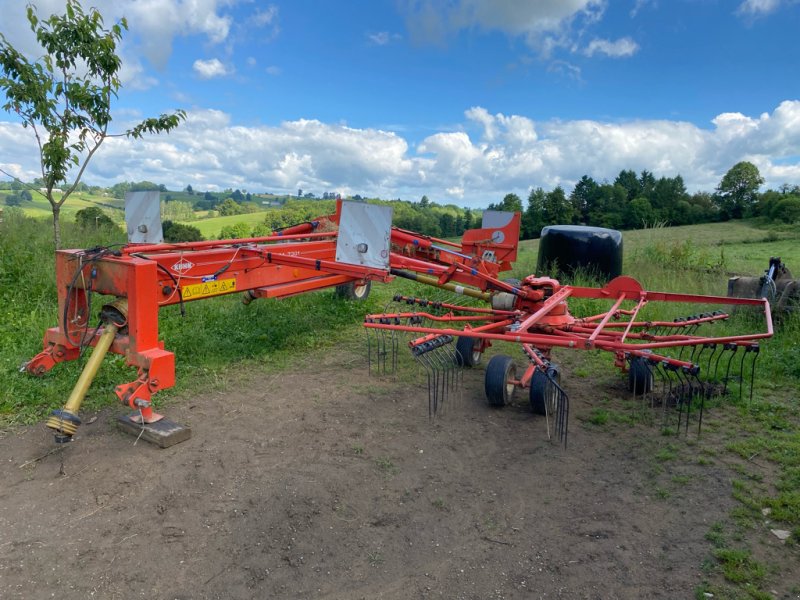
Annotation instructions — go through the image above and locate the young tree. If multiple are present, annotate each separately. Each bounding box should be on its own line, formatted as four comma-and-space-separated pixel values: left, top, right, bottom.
0, 1, 185, 248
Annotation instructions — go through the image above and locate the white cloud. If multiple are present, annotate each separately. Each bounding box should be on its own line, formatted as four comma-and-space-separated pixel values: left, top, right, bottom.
582, 37, 639, 58
368, 31, 402, 45
736, 0, 782, 16
2, 103, 800, 206
0, 0, 235, 74
265, 65, 282, 76
249, 4, 280, 40
400, 0, 607, 56
630, 0, 656, 18
193, 58, 233, 79
252, 5, 278, 27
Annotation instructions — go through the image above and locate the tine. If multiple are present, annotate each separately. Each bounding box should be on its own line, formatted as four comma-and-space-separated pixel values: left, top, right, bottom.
381, 329, 389, 374
712, 343, 727, 381
418, 349, 437, 417
692, 371, 706, 435
722, 343, 738, 394
746, 345, 760, 404
738, 345, 748, 402
674, 368, 684, 435
705, 344, 718, 379
366, 326, 373, 375
688, 344, 699, 363
433, 342, 449, 412
391, 327, 398, 375
695, 344, 707, 368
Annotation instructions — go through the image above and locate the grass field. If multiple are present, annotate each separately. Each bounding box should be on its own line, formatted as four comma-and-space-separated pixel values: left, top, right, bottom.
0, 211, 798, 597
180, 210, 268, 238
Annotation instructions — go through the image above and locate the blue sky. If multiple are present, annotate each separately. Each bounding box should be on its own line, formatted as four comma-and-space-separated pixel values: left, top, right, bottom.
1, 0, 799, 207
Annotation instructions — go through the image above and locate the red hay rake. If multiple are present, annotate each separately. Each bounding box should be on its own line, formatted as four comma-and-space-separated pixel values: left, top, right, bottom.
23, 199, 772, 447
365, 274, 773, 447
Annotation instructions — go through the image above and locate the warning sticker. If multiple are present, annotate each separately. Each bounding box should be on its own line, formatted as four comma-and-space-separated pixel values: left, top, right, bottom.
181, 278, 237, 299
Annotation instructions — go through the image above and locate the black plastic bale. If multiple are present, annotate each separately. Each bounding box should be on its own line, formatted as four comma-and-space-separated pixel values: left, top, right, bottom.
536, 225, 623, 282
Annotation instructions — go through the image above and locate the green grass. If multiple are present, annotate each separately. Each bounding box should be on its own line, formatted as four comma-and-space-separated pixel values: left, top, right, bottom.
178, 211, 270, 238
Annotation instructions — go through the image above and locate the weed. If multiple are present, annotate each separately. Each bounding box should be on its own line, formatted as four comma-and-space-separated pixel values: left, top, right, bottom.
351, 444, 364, 455
367, 551, 384, 567
655, 444, 678, 462
705, 522, 726, 548
671, 474, 691, 486
374, 456, 398, 476
431, 497, 447, 510
654, 487, 671, 500
712, 547, 766, 585
587, 408, 609, 426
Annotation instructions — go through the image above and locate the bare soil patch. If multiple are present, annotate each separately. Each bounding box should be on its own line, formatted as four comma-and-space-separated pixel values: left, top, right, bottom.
0, 349, 764, 599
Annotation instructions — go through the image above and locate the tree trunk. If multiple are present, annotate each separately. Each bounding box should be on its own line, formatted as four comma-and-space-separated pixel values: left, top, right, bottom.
52, 205, 62, 250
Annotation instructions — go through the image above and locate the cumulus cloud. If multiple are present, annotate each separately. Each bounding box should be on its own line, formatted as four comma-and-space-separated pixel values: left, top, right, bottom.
193, 58, 233, 79
0, 0, 235, 77
2, 103, 799, 206
582, 37, 639, 58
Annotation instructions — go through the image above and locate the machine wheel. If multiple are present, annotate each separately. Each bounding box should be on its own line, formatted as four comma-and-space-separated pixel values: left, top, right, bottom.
335, 280, 371, 301
455, 336, 482, 367
530, 365, 560, 415
484, 355, 516, 407
628, 357, 653, 394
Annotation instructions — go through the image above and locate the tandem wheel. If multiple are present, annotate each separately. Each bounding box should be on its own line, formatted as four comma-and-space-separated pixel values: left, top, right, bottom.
484, 355, 516, 407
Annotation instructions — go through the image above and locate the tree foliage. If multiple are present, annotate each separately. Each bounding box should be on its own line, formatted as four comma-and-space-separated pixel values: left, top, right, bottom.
75, 205, 117, 229
0, 0, 185, 248
163, 220, 203, 242
715, 161, 764, 219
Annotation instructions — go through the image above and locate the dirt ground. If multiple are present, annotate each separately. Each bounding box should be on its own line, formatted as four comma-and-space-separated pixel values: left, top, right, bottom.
0, 346, 785, 600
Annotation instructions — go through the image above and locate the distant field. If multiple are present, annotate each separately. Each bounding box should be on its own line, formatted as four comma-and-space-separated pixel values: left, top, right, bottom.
181, 211, 268, 238
0, 190, 124, 220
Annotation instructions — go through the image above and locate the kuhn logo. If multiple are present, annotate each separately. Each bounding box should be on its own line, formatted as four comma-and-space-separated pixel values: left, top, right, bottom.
171, 259, 195, 273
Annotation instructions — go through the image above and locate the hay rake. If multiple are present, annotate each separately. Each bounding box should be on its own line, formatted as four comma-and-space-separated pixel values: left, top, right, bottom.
25, 193, 771, 449
364, 273, 773, 447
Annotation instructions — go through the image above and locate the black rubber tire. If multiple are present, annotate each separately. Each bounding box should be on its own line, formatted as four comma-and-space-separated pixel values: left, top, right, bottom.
455, 336, 482, 367
484, 355, 516, 407
530, 365, 560, 415
335, 280, 371, 301
628, 357, 653, 394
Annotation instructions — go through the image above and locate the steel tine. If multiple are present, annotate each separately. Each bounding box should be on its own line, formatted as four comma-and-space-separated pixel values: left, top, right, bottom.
547, 371, 569, 448
441, 339, 461, 401
722, 343, 738, 394
366, 326, 373, 375
712, 343, 728, 382
692, 371, 706, 435
429, 344, 448, 413
391, 327, 398, 375
746, 345, 760, 404
421, 350, 439, 416
675, 367, 689, 435
737, 345, 749, 402
416, 347, 436, 417
705, 344, 718, 379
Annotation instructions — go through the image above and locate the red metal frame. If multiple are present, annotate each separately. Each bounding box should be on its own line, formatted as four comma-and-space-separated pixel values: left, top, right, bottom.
364, 271, 773, 389
26, 200, 522, 420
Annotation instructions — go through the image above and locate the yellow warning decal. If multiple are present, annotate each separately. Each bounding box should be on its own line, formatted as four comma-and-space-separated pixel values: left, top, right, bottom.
181, 278, 237, 299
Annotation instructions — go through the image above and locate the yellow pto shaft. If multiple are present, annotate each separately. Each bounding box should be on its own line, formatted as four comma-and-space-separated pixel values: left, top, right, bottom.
45, 323, 119, 443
